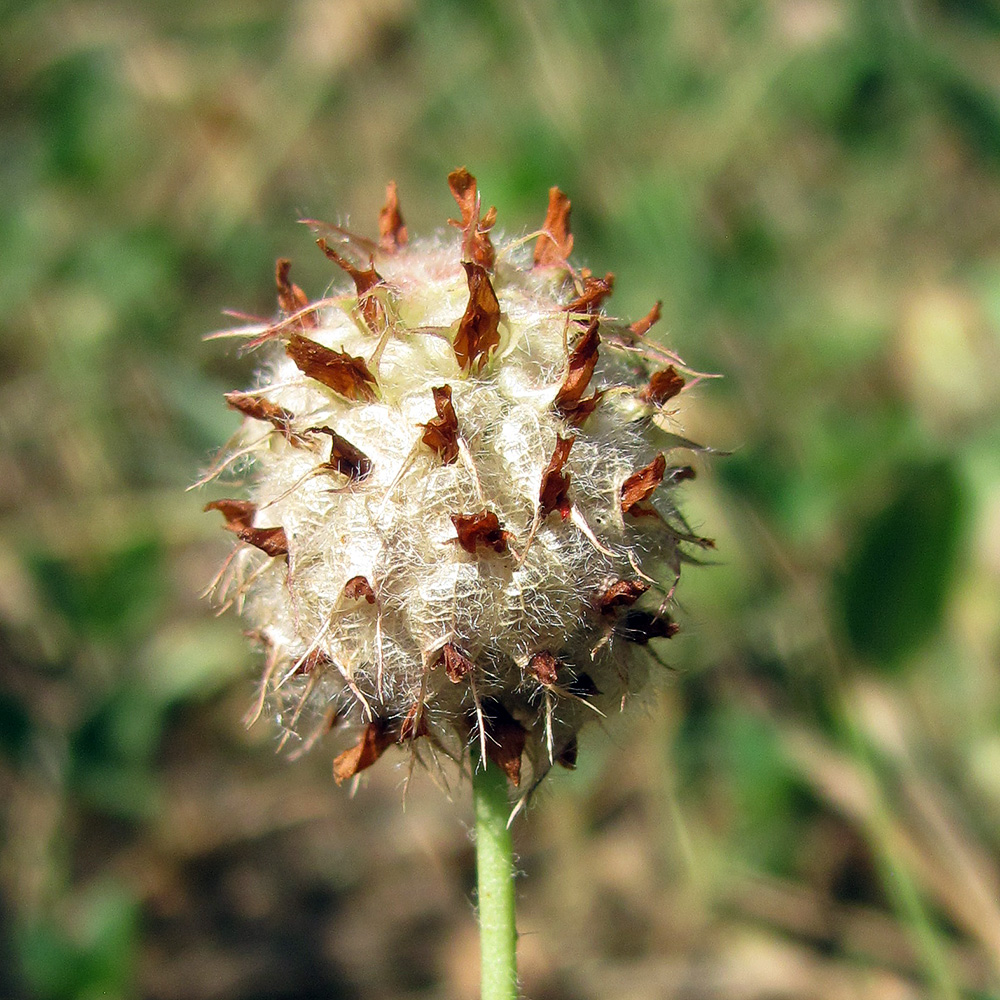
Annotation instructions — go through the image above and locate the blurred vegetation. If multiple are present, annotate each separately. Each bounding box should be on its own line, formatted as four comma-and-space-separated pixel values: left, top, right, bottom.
2, 1, 999, 998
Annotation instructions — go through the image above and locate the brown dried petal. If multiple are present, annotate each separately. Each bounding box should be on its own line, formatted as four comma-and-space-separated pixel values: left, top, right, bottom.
528, 651, 559, 686
343, 576, 376, 604
275, 259, 316, 328
398, 703, 430, 742
333, 722, 389, 784
563, 390, 603, 427
447, 167, 496, 269
538, 435, 574, 519
597, 578, 650, 615
332, 707, 430, 784
454, 262, 501, 373
420, 385, 460, 464
481, 700, 526, 786
554, 319, 599, 416
236, 526, 288, 557
556, 736, 578, 770
286, 333, 377, 401
640, 366, 685, 406
204, 499, 288, 557
614, 609, 679, 644
317, 239, 386, 334
629, 301, 662, 337
378, 181, 408, 253
309, 426, 372, 480
533, 187, 573, 268
564, 271, 614, 316
621, 453, 667, 515
204, 498, 255, 530
439, 642, 474, 683
225, 391, 305, 446
450, 510, 511, 555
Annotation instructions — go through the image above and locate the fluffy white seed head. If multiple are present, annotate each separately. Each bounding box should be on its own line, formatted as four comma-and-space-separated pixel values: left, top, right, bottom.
203, 173, 711, 791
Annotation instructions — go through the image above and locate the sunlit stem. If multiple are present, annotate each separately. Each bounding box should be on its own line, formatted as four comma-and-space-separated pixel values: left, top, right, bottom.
472, 753, 519, 1000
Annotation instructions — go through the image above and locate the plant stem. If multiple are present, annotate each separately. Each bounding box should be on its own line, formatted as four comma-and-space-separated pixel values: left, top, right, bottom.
472, 754, 518, 1000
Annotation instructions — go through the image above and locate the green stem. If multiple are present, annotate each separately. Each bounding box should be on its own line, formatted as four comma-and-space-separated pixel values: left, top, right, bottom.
472, 754, 519, 1000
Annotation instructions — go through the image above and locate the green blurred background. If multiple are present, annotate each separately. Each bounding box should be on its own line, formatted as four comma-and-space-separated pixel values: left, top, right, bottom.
2, 1, 1000, 997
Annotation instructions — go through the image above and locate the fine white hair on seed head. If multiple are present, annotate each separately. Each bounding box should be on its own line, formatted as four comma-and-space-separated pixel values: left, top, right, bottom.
202, 171, 713, 793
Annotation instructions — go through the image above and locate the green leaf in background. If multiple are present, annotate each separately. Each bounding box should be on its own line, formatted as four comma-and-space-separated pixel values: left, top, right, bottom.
29, 539, 165, 643
16, 881, 139, 1000
840, 458, 966, 669
932, 72, 1000, 168
68, 685, 165, 819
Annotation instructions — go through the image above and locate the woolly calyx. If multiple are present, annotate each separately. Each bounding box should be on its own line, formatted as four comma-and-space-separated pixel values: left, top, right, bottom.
202, 170, 712, 798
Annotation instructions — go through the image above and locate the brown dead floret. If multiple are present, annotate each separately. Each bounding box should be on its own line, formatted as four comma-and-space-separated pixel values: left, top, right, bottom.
454, 262, 501, 373
332, 711, 429, 784
343, 575, 377, 604
527, 651, 559, 686
614, 609, 678, 644
621, 454, 667, 515
420, 385, 460, 464
275, 259, 317, 328
317, 238, 386, 334
533, 187, 573, 268
378, 181, 408, 253
438, 642, 475, 683
448, 168, 496, 270
597, 578, 650, 615
451, 510, 512, 555
308, 426, 372, 481
640, 366, 685, 406
564, 270, 614, 316
629, 301, 662, 337
554, 319, 602, 425
225, 391, 306, 446
286, 333, 378, 402
205, 499, 289, 557
538, 435, 574, 520
479, 700, 527, 786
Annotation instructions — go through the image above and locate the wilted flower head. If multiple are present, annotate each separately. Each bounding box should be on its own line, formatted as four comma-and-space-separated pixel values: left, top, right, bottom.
202, 170, 711, 797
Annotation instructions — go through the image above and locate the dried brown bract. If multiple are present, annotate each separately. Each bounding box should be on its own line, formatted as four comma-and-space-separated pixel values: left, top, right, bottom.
204, 499, 289, 557
533, 187, 573, 268
333, 714, 428, 784
614, 609, 678, 644
629, 301, 662, 337
317, 239, 386, 334
420, 385, 460, 464
538, 435, 574, 520
528, 651, 559, 686
439, 642, 474, 683
480, 701, 527, 786
309, 426, 373, 481
378, 181, 408, 253
640, 366, 685, 406
448, 167, 496, 270
286, 333, 378, 401
554, 320, 602, 424
621, 454, 667, 515
343, 575, 377, 604
225, 391, 306, 446
564, 271, 614, 316
454, 262, 501, 373
275, 259, 317, 328
597, 578, 650, 615
450, 510, 511, 555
